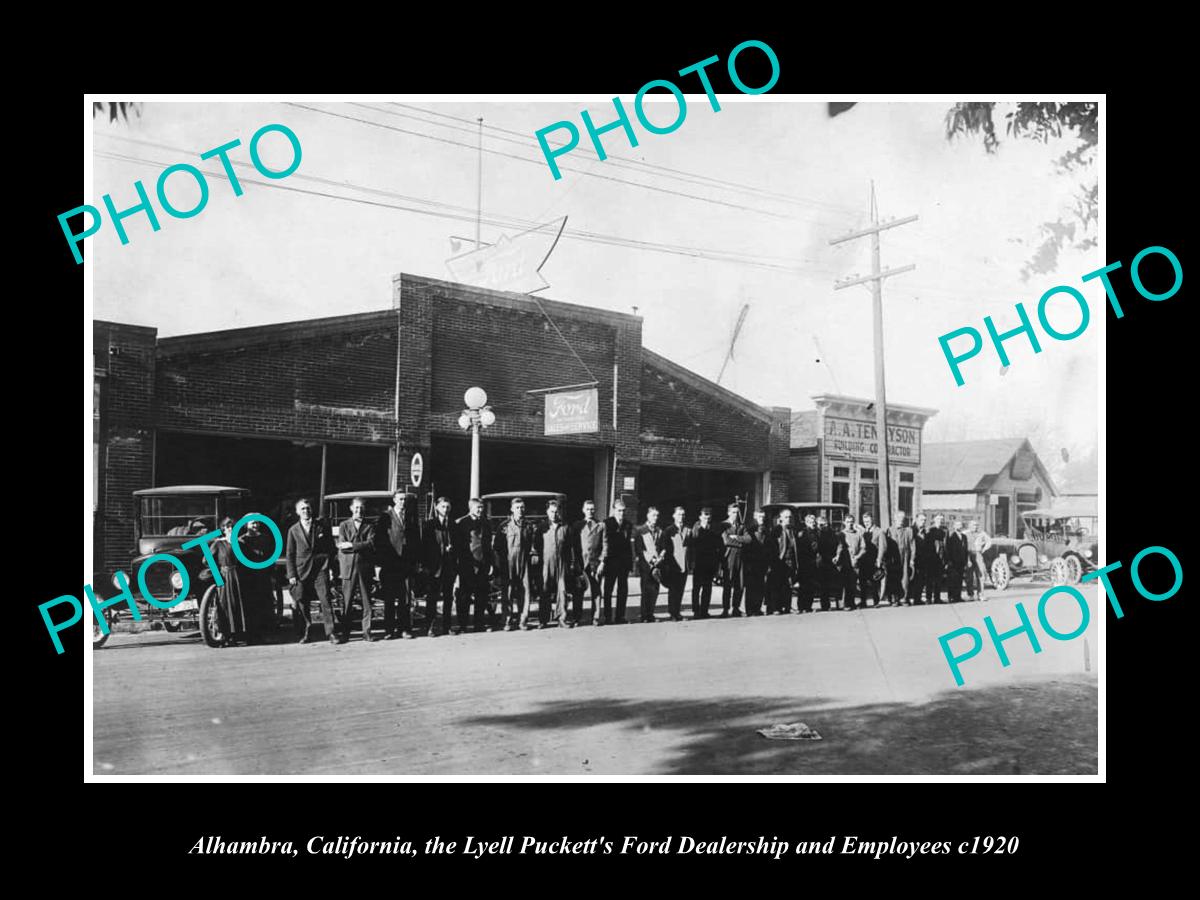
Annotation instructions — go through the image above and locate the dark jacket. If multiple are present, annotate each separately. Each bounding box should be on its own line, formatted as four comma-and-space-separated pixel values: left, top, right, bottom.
795, 525, 819, 572
744, 522, 772, 572
816, 525, 842, 568
945, 530, 969, 568
454, 513, 493, 575
861, 524, 886, 568
423, 513, 455, 578
662, 523, 691, 574
603, 516, 636, 573
769, 524, 799, 576
718, 519, 752, 566
686, 523, 724, 573
917, 525, 946, 566
373, 507, 422, 573
336, 517, 374, 581
635, 522, 668, 577
285, 517, 334, 582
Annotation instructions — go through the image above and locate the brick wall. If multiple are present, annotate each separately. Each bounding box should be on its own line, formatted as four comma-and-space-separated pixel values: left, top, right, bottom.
94, 321, 157, 584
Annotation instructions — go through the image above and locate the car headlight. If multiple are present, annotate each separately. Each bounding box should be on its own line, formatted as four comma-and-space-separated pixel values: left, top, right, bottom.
1085, 548, 1093, 559
1039, 554, 1048, 564
1011, 554, 1021, 565
112, 573, 123, 589
170, 571, 185, 591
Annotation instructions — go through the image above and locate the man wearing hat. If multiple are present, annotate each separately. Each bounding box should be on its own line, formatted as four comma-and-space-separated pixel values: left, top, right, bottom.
374, 490, 422, 639
498, 496, 539, 631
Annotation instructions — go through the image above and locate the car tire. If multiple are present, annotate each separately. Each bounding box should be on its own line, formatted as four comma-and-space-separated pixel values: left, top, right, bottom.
199, 584, 225, 648
92, 610, 111, 648
1049, 557, 1069, 586
1063, 554, 1083, 585
990, 556, 1011, 592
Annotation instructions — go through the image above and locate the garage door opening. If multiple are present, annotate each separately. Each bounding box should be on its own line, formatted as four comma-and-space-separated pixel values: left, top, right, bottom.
428, 435, 601, 519
155, 431, 390, 530
637, 465, 758, 521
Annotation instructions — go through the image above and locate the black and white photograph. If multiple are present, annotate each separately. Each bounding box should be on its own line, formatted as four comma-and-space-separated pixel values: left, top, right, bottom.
84, 94, 1102, 778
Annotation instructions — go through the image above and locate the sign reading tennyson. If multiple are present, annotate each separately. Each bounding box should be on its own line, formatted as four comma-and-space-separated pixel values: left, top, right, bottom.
545, 388, 599, 435
825, 416, 921, 463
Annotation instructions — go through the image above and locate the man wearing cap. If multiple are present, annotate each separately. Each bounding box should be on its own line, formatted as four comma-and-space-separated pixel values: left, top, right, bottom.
498, 496, 539, 631
602, 499, 636, 625
859, 512, 886, 608
455, 498, 494, 632
423, 496, 456, 635
743, 508, 771, 616
374, 490, 422, 640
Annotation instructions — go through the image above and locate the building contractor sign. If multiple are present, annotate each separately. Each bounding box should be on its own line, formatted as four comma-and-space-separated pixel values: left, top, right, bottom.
824, 415, 921, 464
545, 388, 599, 436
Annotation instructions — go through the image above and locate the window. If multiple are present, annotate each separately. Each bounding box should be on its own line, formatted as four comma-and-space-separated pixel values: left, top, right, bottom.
833, 466, 850, 478
899, 486, 914, 516
860, 468, 878, 481
832, 481, 849, 508
899, 471, 914, 483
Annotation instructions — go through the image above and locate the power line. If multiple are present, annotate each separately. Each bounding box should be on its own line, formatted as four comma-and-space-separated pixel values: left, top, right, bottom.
93, 148, 832, 276
284, 102, 809, 223
379, 102, 861, 217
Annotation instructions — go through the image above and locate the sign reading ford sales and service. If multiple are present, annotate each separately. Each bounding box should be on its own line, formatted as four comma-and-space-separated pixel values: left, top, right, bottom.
544, 389, 599, 436
824, 415, 921, 463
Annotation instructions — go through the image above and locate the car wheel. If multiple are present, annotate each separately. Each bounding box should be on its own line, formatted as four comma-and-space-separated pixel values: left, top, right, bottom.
990, 556, 1011, 592
92, 610, 111, 648
1049, 557, 1069, 586
199, 584, 225, 648
1063, 555, 1083, 585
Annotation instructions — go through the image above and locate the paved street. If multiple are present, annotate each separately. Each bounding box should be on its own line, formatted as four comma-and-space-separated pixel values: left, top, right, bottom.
92, 579, 1099, 776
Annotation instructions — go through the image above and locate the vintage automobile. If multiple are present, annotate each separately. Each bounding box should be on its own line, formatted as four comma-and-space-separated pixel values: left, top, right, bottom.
983, 504, 1099, 590
106, 485, 288, 648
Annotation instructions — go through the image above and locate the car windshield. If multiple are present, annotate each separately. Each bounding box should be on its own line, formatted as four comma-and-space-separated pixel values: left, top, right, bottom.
485, 496, 563, 523
140, 495, 218, 536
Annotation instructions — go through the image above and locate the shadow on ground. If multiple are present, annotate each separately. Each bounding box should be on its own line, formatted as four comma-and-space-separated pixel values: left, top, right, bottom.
458, 675, 1097, 775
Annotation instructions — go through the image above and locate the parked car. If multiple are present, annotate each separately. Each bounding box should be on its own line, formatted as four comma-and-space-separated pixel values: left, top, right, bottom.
110, 485, 288, 648
481, 491, 566, 615
983, 505, 1099, 590
761, 502, 851, 529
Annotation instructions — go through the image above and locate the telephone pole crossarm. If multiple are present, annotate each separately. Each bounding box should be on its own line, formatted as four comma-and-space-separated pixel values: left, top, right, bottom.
833, 264, 916, 291
828, 214, 919, 246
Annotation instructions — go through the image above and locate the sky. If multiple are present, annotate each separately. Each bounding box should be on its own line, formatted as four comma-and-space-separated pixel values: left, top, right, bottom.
90, 98, 1100, 490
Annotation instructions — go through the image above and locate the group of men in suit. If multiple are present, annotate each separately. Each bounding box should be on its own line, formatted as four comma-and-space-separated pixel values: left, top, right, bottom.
282, 490, 997, 645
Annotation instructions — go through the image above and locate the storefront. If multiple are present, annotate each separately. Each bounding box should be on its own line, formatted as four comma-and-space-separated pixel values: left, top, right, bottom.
920, 438, 1058, 538
789, 394, 937, 523
93, 273, 792, 584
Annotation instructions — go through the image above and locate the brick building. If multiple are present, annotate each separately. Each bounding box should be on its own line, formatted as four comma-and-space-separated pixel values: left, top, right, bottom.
92, 273, 791, 584
788, 394, 937, 523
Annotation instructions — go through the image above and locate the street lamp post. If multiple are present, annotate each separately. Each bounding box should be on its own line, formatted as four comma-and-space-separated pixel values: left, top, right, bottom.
458, 386, 495, 499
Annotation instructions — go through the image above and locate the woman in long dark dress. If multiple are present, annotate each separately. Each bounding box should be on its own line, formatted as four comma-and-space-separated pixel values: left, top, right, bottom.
213, 516, 250, 646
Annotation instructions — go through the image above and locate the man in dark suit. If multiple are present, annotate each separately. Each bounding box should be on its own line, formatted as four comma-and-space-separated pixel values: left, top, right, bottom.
815, 514, 842, 611
336, 497, 375, 642
540, 500, 573, 628
768, 508, 799, 615
859, 512, 885, 608
795, 513, 820, 613
686, 507, 723, 619
945, 518, 969, 603
423, 496, 456, 636
743, 509, 771, 616
571, 500, 609, 625
498, 496, 538, 631
373, 490, 422, 640
285, 497, 336, 644
455, 498, 494, 633
918, 513, 948, 604
718, 503, 751, 617
661, 506, 690, 622
635, 506, 667, 623
602, 499, 636, 625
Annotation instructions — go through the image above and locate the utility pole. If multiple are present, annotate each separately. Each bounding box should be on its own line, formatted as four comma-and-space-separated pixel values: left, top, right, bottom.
829, 182, 917, 531
475, 117, 484, 249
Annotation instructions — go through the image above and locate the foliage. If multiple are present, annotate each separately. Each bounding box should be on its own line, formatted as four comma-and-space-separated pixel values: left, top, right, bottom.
93, 102, 140, 123
945, 102, 1097, 280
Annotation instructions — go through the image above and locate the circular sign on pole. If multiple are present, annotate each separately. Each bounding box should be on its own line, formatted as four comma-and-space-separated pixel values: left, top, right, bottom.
410, 452, 424, 488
